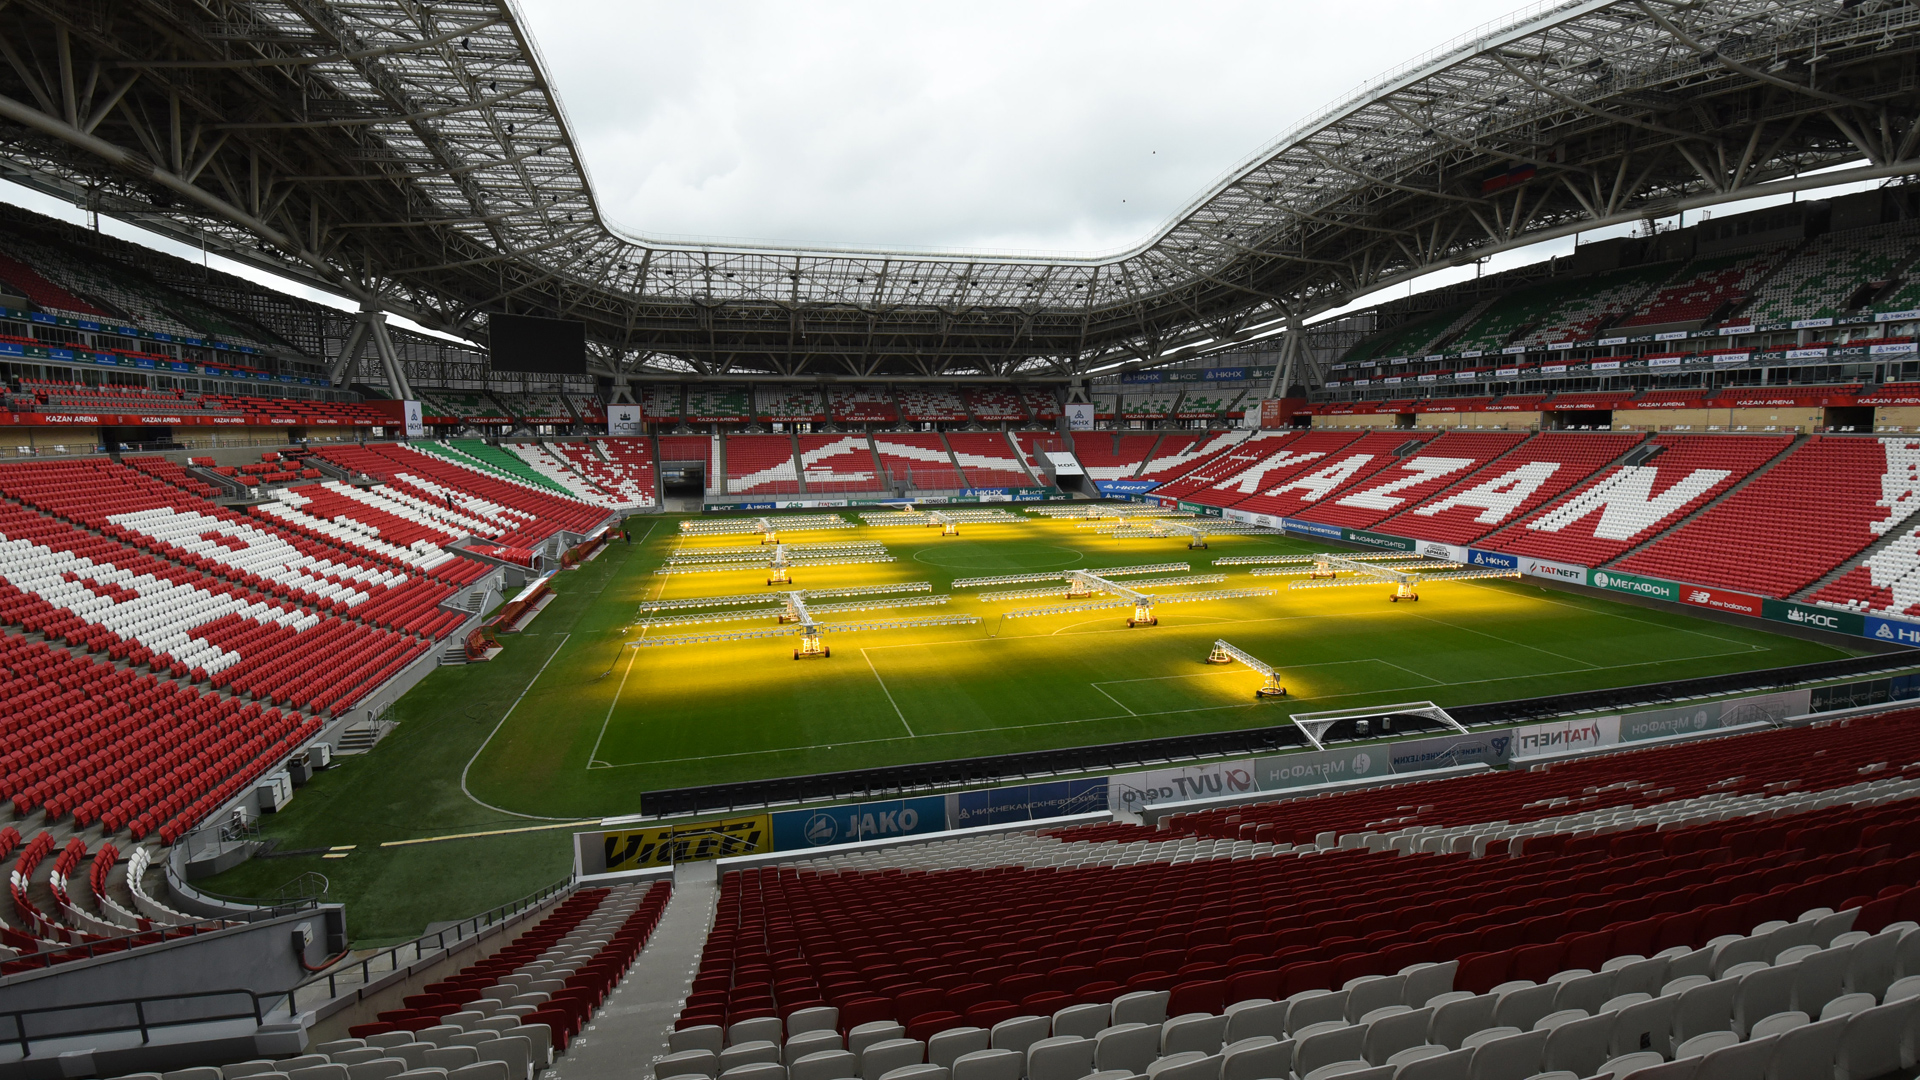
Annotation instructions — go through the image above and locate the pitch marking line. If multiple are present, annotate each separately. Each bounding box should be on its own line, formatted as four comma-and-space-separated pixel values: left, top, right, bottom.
458, 631, 573, 820
863, 648, 915, 736
593, 642, 1769, 771
381, 818, 603, 848
1090, 683, 1138, 716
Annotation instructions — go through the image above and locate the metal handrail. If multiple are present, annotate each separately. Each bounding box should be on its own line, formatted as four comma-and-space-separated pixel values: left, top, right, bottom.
0, 987, 271, 1058
284, 874, 575, 1012
0, 898, 318, 975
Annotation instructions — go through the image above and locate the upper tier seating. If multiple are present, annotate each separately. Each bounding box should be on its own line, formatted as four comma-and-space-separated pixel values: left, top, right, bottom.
501, 442, 636, 508
965, 387, 1026, 421
497, 393, 573, 422
17, 381, 220, 416
945, 433, 1033, 488
1231, 432, 1434, 519
898, 388, 969, 422
1135, 433, 1248, 484
872, 435, 965, 490
676, 712, 1920, 1080
350, 881, 668, 1058
1385, 432, 1642, 544
798, 436, 881, 493
1742, 225, 1919, 324
1622, 250, 1783, 327
1448, 266, 1663, 353
0, 252, 109, 317
641, 385, 682, 422
197, 395, 386, 426
1021, 388, 1061, 421
687, 387, 752, 422
1489, 434, 1792, 566
830, 385, 897, 423
1118, 392, 1179, 419
418, 391, 510, 423
313, 443, 607, 547
1619, 436, 1913, 596
727, 435, 802, 494
1297, 431, 1528, 529
1092, 392, 1119, 419
552, 439, 657, 508
1346, 306, 1467, 363
1176, 387, 1242, 417
2, 236, 232, 342
1146, 433, 1307, 503
568, 394, 608, 424
757, 387, 825, 420
1623, 390, 1712, 411
1180, 432, 1364, 509
1071, 435, 1159, 482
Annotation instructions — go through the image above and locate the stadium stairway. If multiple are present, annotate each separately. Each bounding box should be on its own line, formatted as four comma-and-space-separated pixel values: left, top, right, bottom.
565, 867, 722, 1079
1597, 434, 1806, 570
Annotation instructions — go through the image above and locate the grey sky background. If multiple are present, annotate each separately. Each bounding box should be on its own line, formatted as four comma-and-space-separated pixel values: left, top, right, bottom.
0, 0, 1887, 341
515, 0, 1532, 254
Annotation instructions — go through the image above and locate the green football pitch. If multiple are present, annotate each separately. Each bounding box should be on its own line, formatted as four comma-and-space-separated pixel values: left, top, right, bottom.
199, 511, 1862, 945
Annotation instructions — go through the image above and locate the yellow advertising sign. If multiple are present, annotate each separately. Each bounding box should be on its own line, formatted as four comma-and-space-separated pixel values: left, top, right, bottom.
601, 814, 772, 870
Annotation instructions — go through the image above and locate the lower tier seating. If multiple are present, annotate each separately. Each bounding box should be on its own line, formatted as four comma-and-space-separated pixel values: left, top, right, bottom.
1617, 437, 1912, 597
351, 881, 669, 1058
1489, 435, 1791, 567
672, 711, 1920, 1080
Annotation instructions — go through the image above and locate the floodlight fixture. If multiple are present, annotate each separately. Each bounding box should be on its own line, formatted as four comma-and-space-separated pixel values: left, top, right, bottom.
1204, 639, 1287, 698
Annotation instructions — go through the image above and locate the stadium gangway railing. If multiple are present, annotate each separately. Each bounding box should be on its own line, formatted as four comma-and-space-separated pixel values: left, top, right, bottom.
0, 987, 288, 1059
282, 874, 577, 1014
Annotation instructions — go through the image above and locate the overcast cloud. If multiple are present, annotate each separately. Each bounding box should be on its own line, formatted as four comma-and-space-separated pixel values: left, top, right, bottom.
516, 0, 1531, 255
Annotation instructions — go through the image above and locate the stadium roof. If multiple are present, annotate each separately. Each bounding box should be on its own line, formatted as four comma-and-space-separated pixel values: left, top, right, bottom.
4, 0, 1920, 382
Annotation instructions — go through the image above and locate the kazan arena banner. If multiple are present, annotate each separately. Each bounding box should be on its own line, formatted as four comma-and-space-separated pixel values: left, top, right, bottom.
770, 796, 946, 849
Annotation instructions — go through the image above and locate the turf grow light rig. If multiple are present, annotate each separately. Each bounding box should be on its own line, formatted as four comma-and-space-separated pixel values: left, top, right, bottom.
1205, 639, 1287, 698
956, 563, 1274, 628
627, 582, 977, 658
1219, 553, 1520, 601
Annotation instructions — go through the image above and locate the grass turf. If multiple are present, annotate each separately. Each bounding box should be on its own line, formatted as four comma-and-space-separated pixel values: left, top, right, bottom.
200, 511, 1860, 945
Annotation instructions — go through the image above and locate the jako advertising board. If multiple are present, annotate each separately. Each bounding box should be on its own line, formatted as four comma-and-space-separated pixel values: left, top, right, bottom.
1108, 760, 1257, 813
770, 796, 947, 849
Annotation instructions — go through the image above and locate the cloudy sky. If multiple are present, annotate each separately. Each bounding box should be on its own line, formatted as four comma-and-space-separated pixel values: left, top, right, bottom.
515, 0, 1531, 255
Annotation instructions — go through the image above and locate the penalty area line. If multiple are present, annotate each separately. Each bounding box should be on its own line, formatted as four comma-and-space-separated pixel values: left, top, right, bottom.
458, 631, 574, 821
